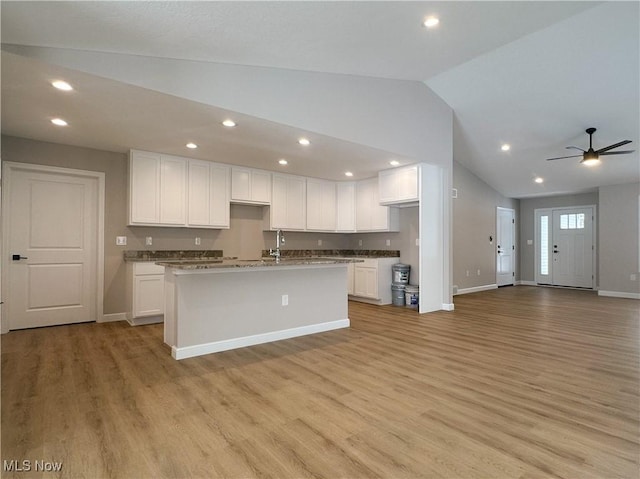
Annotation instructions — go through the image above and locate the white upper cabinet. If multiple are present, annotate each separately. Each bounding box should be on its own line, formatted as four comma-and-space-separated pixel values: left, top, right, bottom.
336, 182, 356, 232
187, 159, 230, 228
231, 167, 271, 204
129, 150, 187, 226
378, 165, 419, 206
159, 155, 187, 225
269, 173, 306, 230
306, 178, 337, 231
356, 178, 399, 232
129, 150, 160, 224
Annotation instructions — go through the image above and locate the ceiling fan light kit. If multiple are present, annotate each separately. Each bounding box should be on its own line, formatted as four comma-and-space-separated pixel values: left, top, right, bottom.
545, 127, 634, 165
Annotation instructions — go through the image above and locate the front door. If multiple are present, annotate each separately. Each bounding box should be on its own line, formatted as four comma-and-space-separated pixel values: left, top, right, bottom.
496, 207, 515, 286
551, 208, 594, 288
5, 163, 103, 330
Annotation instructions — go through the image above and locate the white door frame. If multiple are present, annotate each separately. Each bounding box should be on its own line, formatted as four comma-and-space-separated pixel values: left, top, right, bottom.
1, 162, 105, 333
496, 207, 516, 286
534, 204, 597, 288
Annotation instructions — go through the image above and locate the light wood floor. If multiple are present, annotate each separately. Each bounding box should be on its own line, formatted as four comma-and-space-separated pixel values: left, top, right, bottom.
2, 286, 638, 478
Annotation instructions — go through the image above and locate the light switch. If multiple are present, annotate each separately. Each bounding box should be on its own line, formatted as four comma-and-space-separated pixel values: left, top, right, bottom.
527, 239, 533, 246
116, 236, 127, 246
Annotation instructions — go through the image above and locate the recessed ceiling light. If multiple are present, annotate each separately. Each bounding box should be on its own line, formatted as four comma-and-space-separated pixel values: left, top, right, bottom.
51, 80, 73, 91
345, 171, 353, 177
278, 159, 288, 165
298, 137, 310, 146
51, 118, 68, 126
501, 144, 511, 151
423, 16, 439, 28
534, 177, 544, 184
186, 143, 198, 149
222, 119, 236, 127
389, 160, 400, 166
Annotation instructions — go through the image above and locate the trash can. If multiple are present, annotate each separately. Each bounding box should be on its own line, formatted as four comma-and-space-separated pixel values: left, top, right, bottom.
391, 283, 406, 306
405, 285, 419, 309
392, 263, 411, 284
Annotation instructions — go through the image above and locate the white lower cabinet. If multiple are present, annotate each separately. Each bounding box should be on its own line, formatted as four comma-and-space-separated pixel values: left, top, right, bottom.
128, 262, 165, 325
349, 258, 399, 305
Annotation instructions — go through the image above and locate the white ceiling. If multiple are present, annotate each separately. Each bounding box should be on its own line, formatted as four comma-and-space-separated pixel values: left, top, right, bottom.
1, 1, 638, 197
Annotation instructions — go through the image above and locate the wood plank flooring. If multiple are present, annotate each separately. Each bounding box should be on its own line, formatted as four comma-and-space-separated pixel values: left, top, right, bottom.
2, 286, 638, 478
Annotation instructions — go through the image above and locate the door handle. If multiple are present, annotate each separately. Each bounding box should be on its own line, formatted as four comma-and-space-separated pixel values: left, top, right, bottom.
12, 254, 28, 261
553, 250, 559, 254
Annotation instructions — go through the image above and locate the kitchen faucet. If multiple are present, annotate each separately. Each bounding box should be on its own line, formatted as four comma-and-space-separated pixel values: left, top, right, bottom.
269, 229, 285, 262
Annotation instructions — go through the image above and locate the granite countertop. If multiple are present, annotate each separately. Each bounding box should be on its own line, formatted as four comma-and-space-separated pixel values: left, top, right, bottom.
157, 257, 362, 270
124, 250, 225, 262
260, 249, 400, 259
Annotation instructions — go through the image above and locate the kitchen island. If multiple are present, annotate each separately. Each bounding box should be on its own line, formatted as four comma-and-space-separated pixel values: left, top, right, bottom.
157, 258, 356, 359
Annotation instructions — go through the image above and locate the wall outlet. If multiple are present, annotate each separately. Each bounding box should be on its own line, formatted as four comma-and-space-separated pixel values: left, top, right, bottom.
527, 239, 533, 246
386, 239, 391, 246
631, 273, 637, 281
281, 294, 289, 306
358, 239, 363, 247
145, 236, 153, 246
195, 237, 201, 246
477, 269, 481, 276
318, 239, 322, 246
466, 270, 470, 277
116, 236, 127, 246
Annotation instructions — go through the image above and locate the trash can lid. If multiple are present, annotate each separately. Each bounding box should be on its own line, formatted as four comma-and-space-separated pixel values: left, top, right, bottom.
405, 285, 420, 293
392, 263, 411, 269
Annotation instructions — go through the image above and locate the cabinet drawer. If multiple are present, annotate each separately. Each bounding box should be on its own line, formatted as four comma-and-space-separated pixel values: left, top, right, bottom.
356, 258, 378, 268
134, 262, 165, 275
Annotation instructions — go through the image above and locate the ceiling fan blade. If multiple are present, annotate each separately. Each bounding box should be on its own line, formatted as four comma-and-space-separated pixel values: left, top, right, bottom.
566, 146, 586, 152
596, 140, 632, 154
600, 150, 635, 156
545, 154, 583, 161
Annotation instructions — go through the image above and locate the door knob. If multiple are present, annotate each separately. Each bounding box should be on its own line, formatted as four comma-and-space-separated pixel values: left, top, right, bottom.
12, 254, 28, 261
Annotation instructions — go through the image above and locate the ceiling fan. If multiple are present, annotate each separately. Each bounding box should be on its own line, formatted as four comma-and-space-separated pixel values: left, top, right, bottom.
546, 127, 634, 166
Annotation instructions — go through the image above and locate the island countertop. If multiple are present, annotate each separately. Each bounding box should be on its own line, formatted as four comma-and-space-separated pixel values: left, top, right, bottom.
156, 257, 362, 271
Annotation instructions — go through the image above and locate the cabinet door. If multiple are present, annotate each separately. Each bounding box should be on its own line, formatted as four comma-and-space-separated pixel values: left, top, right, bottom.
271, 175, 288, 229
133, 275, 164, 317
347, 262, 355, 295
286, 176, 306, 229
370, 183, 390, 231
355, 179, 374, 231
159, 156, 187, 225
307, 179, 336, 231
379, 165, 418, 204
336, 182, 356, 232
378, 169, 399, 204
251, 170, 272, 204
231, 167, 251, 202
129, 151, 160, 224
188, 160, 211, 226
354, 266, 378, 298
209, 164, 230, 227
399, 166, 418, 201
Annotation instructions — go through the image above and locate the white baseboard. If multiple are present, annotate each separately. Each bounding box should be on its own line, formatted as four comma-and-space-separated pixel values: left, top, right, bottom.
441, 303, 455, 311
454, 284, 498, 296
598, 290, 640, 300
172, 318, 351, 360
99, 312, 127, 323
516, 280, 537, 286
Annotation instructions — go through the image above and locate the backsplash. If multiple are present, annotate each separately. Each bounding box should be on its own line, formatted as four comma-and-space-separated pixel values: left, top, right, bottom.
260, 249, 401, 258
123, 250, 224, 261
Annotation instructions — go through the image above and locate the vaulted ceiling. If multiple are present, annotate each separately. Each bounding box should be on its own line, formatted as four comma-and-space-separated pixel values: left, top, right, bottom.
2, 1, 638, 198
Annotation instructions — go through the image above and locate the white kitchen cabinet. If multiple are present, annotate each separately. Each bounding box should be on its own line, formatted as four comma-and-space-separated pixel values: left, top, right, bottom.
306, 178, 336, 231
336, 182, 356, 232
128, 262, 164, 325
355, 178, 399, 232
378, 165, 419, 206
188, 160, 230, 228
268, 173, 306, 230
231, 167, 271, 204
129, 150, 187, 226
349, 258, 399, 305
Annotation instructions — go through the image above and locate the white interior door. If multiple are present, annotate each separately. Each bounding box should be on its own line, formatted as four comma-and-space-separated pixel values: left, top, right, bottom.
496, 207, 515, 286
551, 208, 594, 288
5, 163, 102, 330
